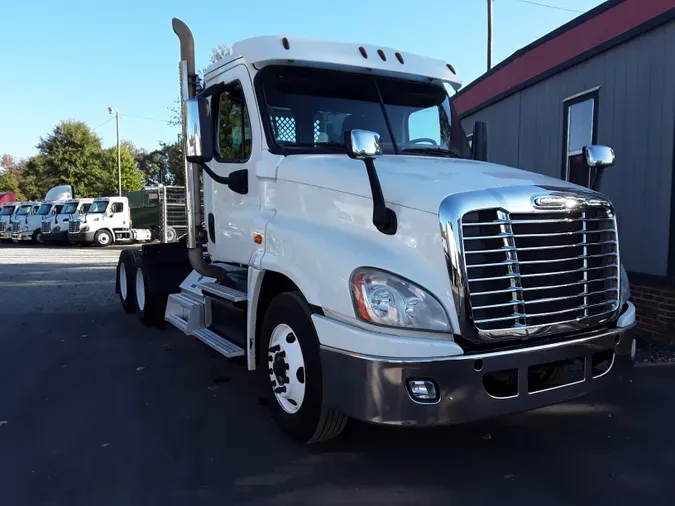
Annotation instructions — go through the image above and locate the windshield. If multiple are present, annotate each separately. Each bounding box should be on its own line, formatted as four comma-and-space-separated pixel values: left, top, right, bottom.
17, 205, 32, 216
37, 204, 53, 215
61, 203, 78, 215
257, 66, 470, 158
0, 206, 15, 216
89, 201, 109, 213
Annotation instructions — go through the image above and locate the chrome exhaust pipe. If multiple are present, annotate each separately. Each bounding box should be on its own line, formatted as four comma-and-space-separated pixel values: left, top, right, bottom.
172, 18, 226, 280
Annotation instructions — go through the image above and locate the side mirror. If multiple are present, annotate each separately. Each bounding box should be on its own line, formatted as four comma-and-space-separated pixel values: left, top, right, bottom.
345, 130, 382, 160
583, 145, 615, 191
472, 121, 488, 162
184, 97, 214, 164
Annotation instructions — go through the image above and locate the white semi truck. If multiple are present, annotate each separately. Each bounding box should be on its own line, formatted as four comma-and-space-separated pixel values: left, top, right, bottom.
0, 202, 19, 240
40, 198, 94, 243
68, 196, 153, 246
115, 19, 636, 444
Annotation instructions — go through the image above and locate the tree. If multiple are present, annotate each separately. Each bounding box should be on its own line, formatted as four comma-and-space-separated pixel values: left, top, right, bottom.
36, 120, 110, 197
101, 145, 145, 195
0, 168, 25, 200
168, 44, 232, 127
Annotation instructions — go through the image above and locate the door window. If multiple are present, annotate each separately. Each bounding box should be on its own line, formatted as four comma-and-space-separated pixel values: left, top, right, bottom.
216, 81, 252, 161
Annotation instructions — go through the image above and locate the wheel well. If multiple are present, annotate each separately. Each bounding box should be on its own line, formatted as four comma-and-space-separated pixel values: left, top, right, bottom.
255, 272, 321, 366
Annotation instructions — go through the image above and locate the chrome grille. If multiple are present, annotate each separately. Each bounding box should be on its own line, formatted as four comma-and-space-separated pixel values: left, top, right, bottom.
41, 221, 51, 234
0, 222, 6, 232
461, 206, 619, 337
10, 222, 20, 232
69, 221, 80, 234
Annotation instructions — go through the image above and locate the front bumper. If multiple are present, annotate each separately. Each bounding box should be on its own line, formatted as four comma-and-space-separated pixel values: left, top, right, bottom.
11, 231, 33, 242
319, 311, 635, 427
68, 231, 96, 243
40, 230, 69, 242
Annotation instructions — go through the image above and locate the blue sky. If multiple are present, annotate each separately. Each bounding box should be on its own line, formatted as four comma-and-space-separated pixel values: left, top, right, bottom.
0, 0, 604, 159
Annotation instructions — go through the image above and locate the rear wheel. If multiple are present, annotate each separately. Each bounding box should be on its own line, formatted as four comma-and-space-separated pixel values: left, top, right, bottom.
31, 229, 40, 244
117, 248, 140, 313
134, 258, 167, 327
260, 292, 347, 444
95, 229, 113, 247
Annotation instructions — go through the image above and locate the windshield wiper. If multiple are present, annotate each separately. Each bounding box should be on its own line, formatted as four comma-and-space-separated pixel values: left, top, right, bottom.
401, 147, 461, 158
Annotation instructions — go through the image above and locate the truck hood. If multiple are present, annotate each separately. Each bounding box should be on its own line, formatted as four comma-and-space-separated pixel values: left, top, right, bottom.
277, 155, 582, 214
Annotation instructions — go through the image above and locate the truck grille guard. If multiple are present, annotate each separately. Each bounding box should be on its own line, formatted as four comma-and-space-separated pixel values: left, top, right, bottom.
439, 185, 621, 344
41, 221, 51, 234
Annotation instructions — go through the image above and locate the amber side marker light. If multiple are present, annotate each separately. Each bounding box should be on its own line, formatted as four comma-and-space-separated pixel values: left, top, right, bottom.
377, 49, 386, 61
446, 63, 456, 74
253, 234, 263, 244
359, 46, 368, 58
395, 52, 404, 64
282, 37, 290, 50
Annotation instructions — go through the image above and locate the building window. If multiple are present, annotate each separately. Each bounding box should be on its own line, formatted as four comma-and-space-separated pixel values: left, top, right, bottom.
216, 81, 252, 162
562, 90, 598, 187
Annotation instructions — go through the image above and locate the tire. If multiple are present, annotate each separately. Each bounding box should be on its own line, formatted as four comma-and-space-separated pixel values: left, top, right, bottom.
260, 292, 347, 444
94, 229, 113, 247
32, 230, 41, 244
134, 257, 167, 327
117, 248, 141, 313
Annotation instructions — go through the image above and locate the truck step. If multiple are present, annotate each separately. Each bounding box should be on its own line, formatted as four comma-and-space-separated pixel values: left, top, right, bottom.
191, 328, 245, 358
199, 282, 248, 302
165, 292, 206, 334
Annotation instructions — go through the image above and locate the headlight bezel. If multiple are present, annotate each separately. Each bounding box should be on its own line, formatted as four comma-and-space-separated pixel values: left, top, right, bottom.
349, 267, 451, 333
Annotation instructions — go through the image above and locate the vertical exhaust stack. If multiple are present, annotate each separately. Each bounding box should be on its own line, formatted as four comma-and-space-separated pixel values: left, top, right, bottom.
172, 18, 226, 280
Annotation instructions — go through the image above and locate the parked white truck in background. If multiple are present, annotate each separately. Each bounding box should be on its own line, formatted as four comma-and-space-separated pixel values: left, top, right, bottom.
0, 202, 19, 241
68, 196, 152, 246
41, 198, 94, 243
115, 19, 636, 444
8, 202, 41, 242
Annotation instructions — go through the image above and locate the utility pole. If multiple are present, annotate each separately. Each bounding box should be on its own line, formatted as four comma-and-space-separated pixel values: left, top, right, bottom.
108, 106, 122, 196
487, 0, 494, 71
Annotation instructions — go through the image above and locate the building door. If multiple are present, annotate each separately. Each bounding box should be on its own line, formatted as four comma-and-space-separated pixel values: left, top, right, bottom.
562, 89, 598, 188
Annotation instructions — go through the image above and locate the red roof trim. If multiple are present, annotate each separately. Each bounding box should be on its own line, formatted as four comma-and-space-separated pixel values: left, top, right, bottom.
455, 0, 675, 114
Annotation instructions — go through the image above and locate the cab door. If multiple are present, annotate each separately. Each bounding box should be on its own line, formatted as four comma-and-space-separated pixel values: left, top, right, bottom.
204, 64, 263, 265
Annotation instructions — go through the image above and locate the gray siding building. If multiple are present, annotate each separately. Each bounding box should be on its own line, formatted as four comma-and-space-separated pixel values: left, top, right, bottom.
454, 0, 675, 341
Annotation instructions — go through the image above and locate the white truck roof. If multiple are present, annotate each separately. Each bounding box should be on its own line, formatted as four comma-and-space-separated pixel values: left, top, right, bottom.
205, 35, 461, 90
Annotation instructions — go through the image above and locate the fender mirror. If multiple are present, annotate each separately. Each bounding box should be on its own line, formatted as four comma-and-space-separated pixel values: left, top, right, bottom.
184, 97, 214, 164
583, 145, 615, 191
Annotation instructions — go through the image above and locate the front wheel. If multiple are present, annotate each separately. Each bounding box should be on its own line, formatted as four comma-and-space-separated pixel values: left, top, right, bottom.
95, 229, 113, 247
260, 292, 347, 444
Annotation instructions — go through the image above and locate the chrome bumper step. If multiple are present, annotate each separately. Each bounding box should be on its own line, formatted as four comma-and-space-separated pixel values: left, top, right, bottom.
199, 282, 247, 302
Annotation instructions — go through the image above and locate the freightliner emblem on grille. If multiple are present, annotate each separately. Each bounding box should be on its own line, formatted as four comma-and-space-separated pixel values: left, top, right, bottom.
533, 192, 611, 210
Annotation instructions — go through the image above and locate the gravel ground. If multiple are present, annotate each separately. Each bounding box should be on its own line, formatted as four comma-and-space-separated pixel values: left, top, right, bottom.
2, 242, 675, 506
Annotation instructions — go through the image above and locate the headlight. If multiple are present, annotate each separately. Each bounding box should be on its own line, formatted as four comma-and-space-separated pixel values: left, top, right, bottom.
21, 225, 28, 232
620, 263, 630, 305
350, 268, 450, 332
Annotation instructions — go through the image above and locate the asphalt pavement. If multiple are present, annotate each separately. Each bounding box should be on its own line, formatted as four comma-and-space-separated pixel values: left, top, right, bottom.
1, 243, 675, 506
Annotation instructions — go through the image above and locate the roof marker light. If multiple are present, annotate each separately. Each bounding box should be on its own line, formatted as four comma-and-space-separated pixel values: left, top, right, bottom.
446, 63, 456, 74
395, 52, 404, 64
359, 46, 368, 58
282, 37, 290, 50
377, 49, 386, 61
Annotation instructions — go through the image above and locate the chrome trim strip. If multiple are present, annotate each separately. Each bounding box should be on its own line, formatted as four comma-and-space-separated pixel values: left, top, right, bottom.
319, 324, 633, 363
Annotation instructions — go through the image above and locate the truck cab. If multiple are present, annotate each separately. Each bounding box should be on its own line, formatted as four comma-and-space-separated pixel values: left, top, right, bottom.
41, 198, 94, 243
115, 20, 636, 444
0, 202, 19, 240
9, 202, 42, 243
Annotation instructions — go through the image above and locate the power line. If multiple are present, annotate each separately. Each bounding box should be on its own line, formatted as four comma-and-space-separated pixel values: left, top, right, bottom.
121, 114, 170, 124
92, 118, 113, 131
511, 0, 584, 13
